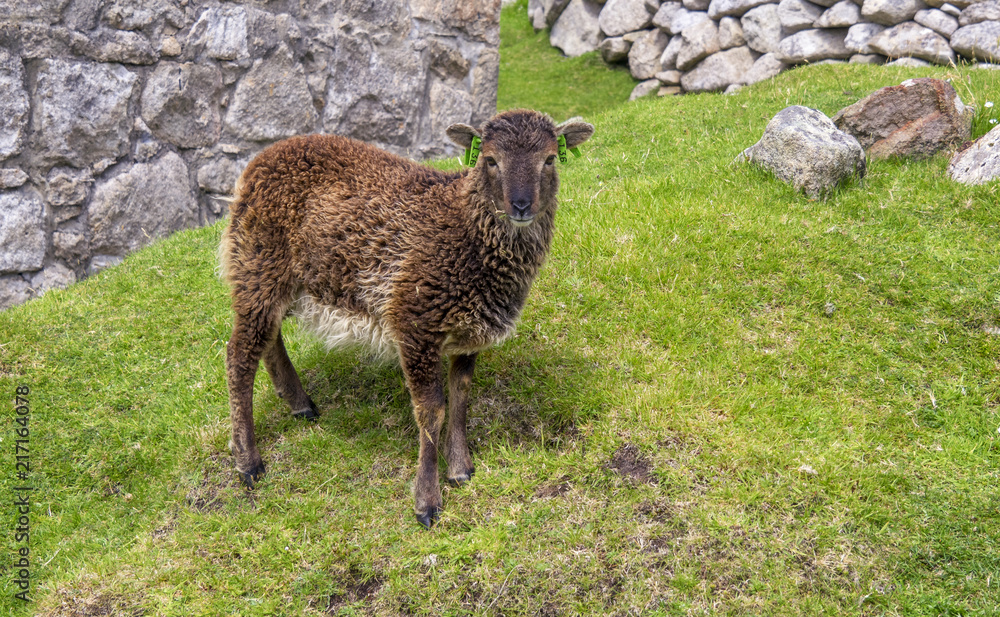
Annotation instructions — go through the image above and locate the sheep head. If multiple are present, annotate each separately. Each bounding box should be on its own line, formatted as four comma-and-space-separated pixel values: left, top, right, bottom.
447, 110, 594, 228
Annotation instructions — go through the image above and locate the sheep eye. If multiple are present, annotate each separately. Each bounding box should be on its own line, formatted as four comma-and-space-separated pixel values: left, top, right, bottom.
485, 157, 498, 167
545, 155, 556, 166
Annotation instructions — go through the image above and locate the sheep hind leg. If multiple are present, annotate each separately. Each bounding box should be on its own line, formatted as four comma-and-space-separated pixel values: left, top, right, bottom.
263, 330, 318, 420
446, 353, 477, 486
227, 310, 280, 488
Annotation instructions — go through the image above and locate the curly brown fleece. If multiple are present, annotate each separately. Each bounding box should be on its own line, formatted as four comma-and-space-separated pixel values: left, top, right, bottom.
220, 109, 594, 527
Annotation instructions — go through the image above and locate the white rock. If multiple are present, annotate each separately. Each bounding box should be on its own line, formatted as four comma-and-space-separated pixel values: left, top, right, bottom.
845, 22, 887, 51
680, 45, 757, 91
736, 105, 866, 198
656, 68, 683, 83
861, 0, 929, 26
743, 3, 784, 52
951, 21, 1000, 62
672, 7, 713, 33
718, 16, 746, 47
886, 56, 932, 66
815, 0, 863, 27
677, 18, 720, 70
89, 151, 198, 256
779, 0, 825, 32
777, 28, 852, 62
913, 8, 959, 35
948, 124, 1000, 185
0, 49, 29, 161
743, 52, 789, 84
958, 0, 1000, 26
868, 21, 955, 64
652, 1, 683, 30
32, 59, 137, 169
850, 52, 886, 61
0, 187, 45, 274
708, 0, 775, 19
659, 33, 685, 67
29, 263, 76, 296
551, 0, 605, 56
629, 78, 662, 99
629, 28, 670, 78
600, 0, 654, 36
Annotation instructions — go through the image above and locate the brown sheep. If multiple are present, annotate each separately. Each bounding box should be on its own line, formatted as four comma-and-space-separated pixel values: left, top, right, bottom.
219, 109, 594, 527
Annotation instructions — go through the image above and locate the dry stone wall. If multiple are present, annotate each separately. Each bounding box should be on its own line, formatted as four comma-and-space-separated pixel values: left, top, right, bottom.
530, 0, 1000, 96
0, 0, 501, 309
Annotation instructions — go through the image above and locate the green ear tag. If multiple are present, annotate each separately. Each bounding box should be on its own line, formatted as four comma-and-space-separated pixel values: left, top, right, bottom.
463, 136, 481, 167
557, 135, 582, 163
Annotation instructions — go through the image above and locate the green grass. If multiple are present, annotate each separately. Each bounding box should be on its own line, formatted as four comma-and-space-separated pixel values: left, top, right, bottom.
3, 6, 1000, 616
498, 0, 636, 119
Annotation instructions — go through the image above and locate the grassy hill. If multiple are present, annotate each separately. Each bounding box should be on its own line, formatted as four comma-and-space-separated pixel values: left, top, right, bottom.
2, 3, 1000, 615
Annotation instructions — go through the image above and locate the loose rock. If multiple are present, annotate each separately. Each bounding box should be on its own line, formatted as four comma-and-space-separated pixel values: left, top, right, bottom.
832, 77, 973, 158
600, 36, 633, 62
948, 124, 1000, 185
708, 0, 774, 19
743, 52, 789, 85
737, 105, 866, 198
718, 16, 746, 47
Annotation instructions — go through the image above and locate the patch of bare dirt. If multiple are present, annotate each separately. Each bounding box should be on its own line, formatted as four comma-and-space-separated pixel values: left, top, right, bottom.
606, 443, 656, 485
470, 379, 579, 450
533, 476, 572, 499
327, 568, 383, 613
185, 454, 254, 513
43, 588, 144, 617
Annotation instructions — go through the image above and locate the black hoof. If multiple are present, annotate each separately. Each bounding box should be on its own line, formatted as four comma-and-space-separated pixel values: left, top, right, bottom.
415, 507, 439, 529
447, 467, 475, 487
292, 397, 319, 421
237, 462, 266, 489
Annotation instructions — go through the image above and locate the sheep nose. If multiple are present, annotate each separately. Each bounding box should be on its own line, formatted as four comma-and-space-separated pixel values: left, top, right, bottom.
510, 198, 532, 219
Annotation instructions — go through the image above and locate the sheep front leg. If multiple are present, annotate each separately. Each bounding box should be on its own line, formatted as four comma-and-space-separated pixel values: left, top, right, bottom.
446, 353, 478, 486
400, 342, 447, 528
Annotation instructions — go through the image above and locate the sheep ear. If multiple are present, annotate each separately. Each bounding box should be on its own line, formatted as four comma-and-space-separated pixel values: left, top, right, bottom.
556, 118, 595, 150
446, 124, 481, 150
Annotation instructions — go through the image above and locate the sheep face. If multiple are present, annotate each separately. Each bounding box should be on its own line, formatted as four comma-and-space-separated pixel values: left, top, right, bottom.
448, 109, 595, 228
480, 138, 558, 227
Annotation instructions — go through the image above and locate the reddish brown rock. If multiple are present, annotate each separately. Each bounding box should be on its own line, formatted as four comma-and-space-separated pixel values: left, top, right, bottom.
832, 77, 973, 159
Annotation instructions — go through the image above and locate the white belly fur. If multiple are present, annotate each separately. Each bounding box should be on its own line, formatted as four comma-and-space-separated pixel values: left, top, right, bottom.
292, 296, 516, 361
292, 295, 399, 361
